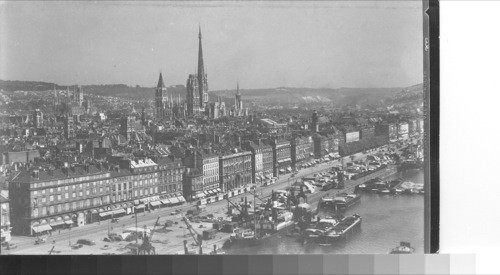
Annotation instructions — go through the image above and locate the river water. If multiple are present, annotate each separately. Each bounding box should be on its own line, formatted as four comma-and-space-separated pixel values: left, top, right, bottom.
223, 169, 425, 254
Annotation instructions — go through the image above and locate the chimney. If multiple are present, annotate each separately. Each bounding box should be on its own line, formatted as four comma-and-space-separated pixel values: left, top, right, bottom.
32, 169, 39, 179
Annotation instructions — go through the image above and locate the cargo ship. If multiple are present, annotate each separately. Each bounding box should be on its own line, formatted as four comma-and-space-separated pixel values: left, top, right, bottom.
227, 191, 295, 247
316, 214, 362, 245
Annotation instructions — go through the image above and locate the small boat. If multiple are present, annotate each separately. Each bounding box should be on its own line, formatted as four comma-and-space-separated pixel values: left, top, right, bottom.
356, 184, 367, 191
378, 188, 392, 195
389, 242, 415, 254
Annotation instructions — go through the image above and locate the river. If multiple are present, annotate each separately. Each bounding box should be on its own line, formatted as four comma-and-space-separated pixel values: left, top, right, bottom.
223, 168, 425, 254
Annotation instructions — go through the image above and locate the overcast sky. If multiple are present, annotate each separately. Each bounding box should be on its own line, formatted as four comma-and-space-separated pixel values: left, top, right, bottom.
0, 1, 423, 90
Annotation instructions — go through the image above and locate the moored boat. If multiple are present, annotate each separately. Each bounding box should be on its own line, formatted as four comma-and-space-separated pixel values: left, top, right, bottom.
389, 241, 415, 254
333, 193, 361, 208
316, 214, 362, 245
378, 188, 392, 195
303, 217, 340, 240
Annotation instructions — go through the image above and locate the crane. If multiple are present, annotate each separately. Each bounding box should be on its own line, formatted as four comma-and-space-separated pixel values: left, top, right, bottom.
136, 216, 160, 255
181, 215, 203, 255
225, 196, 249, 222
149, 216, 161, 241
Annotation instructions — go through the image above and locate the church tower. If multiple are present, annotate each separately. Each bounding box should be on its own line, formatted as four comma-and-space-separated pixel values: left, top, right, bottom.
186, 74, 198, 116
236, 81, 243, 111
155, 72, 168, 120
75, 86, 84, 107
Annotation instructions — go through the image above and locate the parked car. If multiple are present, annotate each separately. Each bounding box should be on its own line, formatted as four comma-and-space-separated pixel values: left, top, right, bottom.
34, 237, 47, 245
76, 239, 95, 246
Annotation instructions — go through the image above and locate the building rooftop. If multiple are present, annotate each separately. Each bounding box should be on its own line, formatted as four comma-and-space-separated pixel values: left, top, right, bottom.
130, 158, 157, 168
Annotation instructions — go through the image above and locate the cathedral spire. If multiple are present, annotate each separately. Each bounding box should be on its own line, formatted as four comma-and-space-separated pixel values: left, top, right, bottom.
157, 72, 165, 88
197, 25, 205, 80
236, 80, 240, 95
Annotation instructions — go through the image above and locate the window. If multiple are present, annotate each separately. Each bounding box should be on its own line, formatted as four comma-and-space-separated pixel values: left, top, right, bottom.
57, 194, 61, 201
99, 187, 103, 193
49, 195, 54, 202
65, 186, 68, 191
86, 190, 89, 196
42, 197, 46, 203
34, 190, 38, 196
72, 192, 76, 198
65, 203, 69, 211
50, 188, 54, 193
57, 204, 62, 212
65, 193, 68, 199
41, 206, 47, 216
42, 189, 45, 194
72, 202, 77, 210
57, 187, 61, 192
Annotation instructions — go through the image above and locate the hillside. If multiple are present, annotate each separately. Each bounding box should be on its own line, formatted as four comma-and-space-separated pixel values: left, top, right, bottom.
0, 79, 423, 106
210, 86, 406, 107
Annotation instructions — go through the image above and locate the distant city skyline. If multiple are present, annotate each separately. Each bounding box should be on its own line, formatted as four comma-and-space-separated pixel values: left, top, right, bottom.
0, 1, 423, 90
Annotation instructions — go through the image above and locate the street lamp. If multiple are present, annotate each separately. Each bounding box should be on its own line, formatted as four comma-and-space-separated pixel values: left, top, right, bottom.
68, 224, 72, 246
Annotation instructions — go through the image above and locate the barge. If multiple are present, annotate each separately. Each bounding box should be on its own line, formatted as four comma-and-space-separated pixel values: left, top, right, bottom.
316, 214, 362, 245
229, 219, 295, 246
333, 193, 361, 208
302, 217, 341, 240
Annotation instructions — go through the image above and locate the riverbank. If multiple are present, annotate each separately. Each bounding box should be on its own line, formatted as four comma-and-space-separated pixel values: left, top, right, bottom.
223, 168, 425, 255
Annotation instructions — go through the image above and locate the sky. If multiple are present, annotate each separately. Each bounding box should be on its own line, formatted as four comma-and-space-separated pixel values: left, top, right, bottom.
0, 1, 423, 90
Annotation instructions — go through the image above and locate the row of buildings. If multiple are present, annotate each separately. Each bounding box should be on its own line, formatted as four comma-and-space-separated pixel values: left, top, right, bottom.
5, 114, 425, 237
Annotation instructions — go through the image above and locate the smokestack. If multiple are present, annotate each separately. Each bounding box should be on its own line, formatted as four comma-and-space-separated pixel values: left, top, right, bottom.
32, 169, 39, 179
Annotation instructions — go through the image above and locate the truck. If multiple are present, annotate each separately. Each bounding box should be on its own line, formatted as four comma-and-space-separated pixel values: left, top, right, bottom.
186, 205, 206, 217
